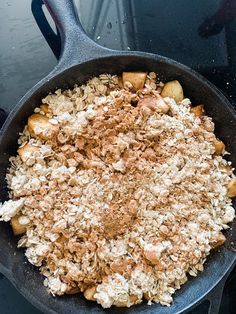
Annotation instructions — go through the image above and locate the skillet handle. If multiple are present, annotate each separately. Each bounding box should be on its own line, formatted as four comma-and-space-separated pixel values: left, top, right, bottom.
31, 0, 61, 59
43, 0, 115, 70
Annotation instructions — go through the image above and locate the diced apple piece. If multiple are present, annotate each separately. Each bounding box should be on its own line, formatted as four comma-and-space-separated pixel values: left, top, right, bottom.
84, 286, 96, 301
161, 80, 184, 103
40, 104, 49, 114
211, 232, 226, 248
28, 113, 58, 140
122, 72, 147, 91
138, 96, 169, 113
191, 105, 205, 117
227, 178, 236, 197
144, 292, 153, 300
18, 143, 38, 162
130, 295, 139, 304
213, 139, 225, 155
11, 215, 27, 236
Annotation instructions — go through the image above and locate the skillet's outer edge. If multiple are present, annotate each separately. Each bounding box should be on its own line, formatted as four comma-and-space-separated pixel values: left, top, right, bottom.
0, 52, 236, 314
2, 49, 236, 137
1, 1, 235, 313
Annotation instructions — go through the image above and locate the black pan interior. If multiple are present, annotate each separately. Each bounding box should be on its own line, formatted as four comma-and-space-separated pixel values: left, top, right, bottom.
0, 54, 235, 314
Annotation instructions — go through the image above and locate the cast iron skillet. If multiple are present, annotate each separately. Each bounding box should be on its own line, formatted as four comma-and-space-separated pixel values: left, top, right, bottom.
0, 0, 235, 313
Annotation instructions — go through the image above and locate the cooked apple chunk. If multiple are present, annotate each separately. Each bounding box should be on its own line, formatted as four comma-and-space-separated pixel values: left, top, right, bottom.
84, 286, 96, 301
161, 80, 184, 103
40, 104, 49, 114
18, 143, 38, 162
28, 114, 58, 140
227, 178, 236, 197
138, 96, 169, 113
211, 232, 226, 248
191, 105, 205, 117
213, 139, 225, 155
11, 215, 27, 235
122, 72, 147, 91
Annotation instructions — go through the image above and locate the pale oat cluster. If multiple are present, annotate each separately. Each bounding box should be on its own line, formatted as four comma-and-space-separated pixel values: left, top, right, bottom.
0, 72, 235, 308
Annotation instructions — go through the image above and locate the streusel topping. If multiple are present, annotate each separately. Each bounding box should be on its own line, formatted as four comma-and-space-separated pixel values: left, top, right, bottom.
0, 72, 235, 308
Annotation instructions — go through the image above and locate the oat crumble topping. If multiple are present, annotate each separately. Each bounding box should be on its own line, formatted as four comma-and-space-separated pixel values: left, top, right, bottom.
0, 72, 235, 308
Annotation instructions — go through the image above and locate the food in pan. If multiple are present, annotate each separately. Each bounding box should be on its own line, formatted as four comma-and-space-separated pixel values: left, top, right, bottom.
0, 72, 235, 308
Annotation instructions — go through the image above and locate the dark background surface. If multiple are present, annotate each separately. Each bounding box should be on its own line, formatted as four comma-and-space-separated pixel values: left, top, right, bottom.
0, 0, 236, 313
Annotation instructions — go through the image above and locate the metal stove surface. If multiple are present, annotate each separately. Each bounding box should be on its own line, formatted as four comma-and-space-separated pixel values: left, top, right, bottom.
0, 0, 236, 313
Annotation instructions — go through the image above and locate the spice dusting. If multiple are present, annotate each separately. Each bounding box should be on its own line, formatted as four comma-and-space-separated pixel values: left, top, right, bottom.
0, 72, 235, 308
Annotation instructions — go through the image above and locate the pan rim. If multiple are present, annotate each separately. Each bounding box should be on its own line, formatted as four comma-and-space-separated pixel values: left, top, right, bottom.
1, 51, 236, 140
0, 52, 236, 314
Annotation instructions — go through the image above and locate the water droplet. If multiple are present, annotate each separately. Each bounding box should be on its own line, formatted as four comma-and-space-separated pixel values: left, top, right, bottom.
107, 22, 112, 29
